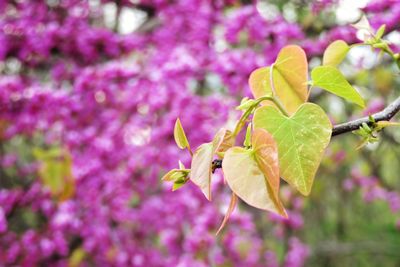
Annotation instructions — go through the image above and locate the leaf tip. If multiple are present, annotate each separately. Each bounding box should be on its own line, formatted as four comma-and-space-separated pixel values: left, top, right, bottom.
174, 117, 190, 150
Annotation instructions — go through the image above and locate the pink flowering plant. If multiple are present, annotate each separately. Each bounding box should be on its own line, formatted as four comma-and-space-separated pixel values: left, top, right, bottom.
1, 0, 400, 266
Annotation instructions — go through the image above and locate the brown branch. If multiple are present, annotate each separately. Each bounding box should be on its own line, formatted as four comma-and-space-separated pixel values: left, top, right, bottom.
212, 96, 400, 169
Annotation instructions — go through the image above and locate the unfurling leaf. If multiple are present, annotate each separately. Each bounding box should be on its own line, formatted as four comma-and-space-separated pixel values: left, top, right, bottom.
216, 193, 238, 235
161, 169, 189, 182
253, 103, 332, 196
222, 128, 286, 216
311, 66, 365, 108
249, 45, 308, 114
191, 128, 232, 200
322, 40, 350, 66
174, 118, 190, 149
161, 162, 190, 191
34, 147, 75, 202
353, 123, 379, 150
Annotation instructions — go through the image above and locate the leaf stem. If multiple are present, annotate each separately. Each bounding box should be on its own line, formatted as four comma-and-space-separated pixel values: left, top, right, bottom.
188, 146, 193, 157
269, 63, 277, 96
232, 95, 289, 138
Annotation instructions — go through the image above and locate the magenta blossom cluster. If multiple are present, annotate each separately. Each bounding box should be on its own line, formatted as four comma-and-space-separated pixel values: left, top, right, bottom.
343, 169, 400, 216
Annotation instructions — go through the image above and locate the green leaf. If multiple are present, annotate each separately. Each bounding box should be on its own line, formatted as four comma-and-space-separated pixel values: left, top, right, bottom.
174, 118, 190, 149
249, 45, 308, 114
161, 169, 189, 182
375, 24, 386, 39
190, 128, 231, 200
222, 146, 286, 214
253, 103, 332, 195
322, 40, 350, 66
311, 66, 365, 108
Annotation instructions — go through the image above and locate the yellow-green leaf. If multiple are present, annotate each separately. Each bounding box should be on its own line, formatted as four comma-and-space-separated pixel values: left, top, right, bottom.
174, 118, 190, 149
190, 128, 230, 200
323, 40, 350, 66
249, 45, 308, 114
311, 66, 365, 108
161, 169, 189, 182
253, 103, 332, 195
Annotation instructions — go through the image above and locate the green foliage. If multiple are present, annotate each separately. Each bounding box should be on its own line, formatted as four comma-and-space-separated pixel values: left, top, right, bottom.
253, 103, 332, 195
311, 66, 365, 108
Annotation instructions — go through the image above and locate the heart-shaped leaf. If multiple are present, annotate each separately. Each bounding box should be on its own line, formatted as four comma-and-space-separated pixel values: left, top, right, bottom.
311, 66, 365, 108
249, 45, 308, 114
323, 40, 350, 66
253, 103, 332, 195
174, 118, 190, 149
222, 129, 286, 216
191, 128, 232, 200
252, 129, 286, 216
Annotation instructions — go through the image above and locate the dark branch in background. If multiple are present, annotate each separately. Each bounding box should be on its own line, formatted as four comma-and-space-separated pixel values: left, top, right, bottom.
212, 96, 400, 170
